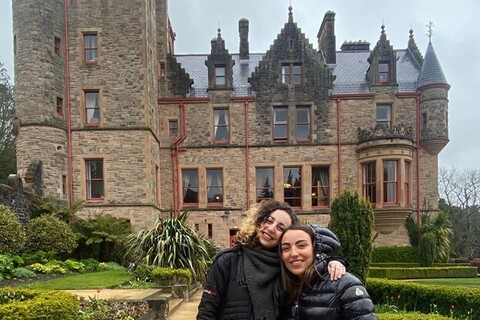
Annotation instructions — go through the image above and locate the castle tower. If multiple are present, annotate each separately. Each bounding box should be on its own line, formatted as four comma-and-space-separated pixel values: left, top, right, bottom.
418, 41, 450, 155
13, 0, 68, 198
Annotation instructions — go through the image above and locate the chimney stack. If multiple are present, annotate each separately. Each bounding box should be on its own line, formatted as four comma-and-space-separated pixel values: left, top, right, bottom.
239, 18, 249, 60
317, 11, 336, 64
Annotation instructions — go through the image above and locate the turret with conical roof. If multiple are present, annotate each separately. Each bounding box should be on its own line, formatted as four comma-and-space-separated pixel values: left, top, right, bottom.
418, 40, 450, 155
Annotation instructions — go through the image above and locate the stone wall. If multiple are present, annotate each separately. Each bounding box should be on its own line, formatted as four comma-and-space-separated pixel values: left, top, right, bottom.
0, 175, 36, 224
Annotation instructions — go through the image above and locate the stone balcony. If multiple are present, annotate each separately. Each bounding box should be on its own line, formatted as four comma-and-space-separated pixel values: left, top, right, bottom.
357, 124, 414, 144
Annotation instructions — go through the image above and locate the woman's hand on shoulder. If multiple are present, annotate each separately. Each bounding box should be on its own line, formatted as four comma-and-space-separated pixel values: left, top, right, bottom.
327, 260, 346, 281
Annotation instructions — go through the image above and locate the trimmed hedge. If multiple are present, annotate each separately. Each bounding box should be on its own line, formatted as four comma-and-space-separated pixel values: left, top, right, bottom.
372, 246, 419, 263
378, 313, 451, 320
367, 278, 480, 319
0, 287, 79, 320
369, 266, 477, 279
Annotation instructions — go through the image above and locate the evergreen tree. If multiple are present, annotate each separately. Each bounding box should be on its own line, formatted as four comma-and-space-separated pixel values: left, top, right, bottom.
0, 63, 15, 184
329, 190, 375, 283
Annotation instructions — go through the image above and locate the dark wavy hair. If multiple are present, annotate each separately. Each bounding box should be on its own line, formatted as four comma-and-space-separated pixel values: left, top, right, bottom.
279, 225, 318, 304
236, 200, 298, 247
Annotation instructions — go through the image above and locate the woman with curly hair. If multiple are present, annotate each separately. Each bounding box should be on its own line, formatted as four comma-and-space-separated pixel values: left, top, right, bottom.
196, 200, 346, 320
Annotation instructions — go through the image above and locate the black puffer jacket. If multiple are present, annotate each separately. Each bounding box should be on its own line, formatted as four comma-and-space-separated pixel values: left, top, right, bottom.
196, 246, 256, 320
281, 272, 377, 320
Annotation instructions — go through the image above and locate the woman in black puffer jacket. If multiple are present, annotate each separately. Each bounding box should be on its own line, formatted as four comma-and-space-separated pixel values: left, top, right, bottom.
280, 224, 377, 320
196, 201, 347, 320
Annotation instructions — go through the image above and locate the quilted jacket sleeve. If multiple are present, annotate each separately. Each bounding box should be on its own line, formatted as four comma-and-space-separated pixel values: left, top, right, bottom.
338, 274, 378, 320
196, 251, 231, 320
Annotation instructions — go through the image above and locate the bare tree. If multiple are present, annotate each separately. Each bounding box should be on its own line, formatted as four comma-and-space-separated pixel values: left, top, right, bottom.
0, 62, 16, 184
439, 167, 480, 258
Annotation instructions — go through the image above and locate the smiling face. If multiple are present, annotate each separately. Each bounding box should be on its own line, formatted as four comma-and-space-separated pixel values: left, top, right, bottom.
280, 229, 315, 279
257, 209, 293, 249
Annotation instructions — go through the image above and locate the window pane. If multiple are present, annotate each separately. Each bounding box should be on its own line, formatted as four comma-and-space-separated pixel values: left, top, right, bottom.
182, 169, 198, 204
383, 160, 397, 203
363, 162, 376, 204
87, 160, 103, 179
215, 67, 226, 85
169, 120, 178, 136
284, 167, 301, 207
256, 168, 274, 202
275, 108, 287, 122
84, 34, 97, 62
296, 107, 310, 139
214, 109, 229, 141
281, 65, 289, 84
296, 108, 309, 122
274, 108, 288, 140
292, 64, 302, 84
379, 63, 389, 81
86, 160, 104, 199
86, 92, 98, 107
207, 169, 223, 203
312, 166, 329, 206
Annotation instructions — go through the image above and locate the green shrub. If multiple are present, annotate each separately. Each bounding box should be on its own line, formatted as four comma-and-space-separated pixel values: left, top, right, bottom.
79, 258, 101, 272
369, 266, 477, 279
71, 213, 132, 263
372, 246, 419, 263
0, 287, 79, 320
20, 250, 57, 265
26, 261, 67, 274
150, 267, 192, 285
0, 255, 15, 279
0, 205, 26, 254
419, 232, 436, 267
367, 278, 480, 319
63, 259, 85, 273
24, 215, 77, 255
130, 264, 155, 282
13, 267, 36, 279
329, 190, 375, 283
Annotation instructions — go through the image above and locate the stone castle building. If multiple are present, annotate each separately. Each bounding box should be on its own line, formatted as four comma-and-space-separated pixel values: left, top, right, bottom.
12, 0, 449, 248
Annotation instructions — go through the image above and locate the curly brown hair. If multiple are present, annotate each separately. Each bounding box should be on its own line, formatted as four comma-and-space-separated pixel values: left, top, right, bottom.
235, 200, 297, 247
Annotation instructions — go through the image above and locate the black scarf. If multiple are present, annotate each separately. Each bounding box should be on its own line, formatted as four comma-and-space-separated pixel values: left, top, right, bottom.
237, 246, 281, 320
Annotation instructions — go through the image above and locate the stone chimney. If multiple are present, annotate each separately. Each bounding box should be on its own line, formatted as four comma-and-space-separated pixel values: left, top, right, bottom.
340, 41, 370, 52
317, 11, 336, 64
239, 18, 249, 60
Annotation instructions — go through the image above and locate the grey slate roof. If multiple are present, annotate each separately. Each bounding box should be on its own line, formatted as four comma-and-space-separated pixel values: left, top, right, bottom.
417, 41, 448, 88
175, 49, 422, 97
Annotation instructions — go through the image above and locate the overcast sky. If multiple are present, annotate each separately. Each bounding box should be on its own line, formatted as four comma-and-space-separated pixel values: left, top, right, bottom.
1, 0, 479, 170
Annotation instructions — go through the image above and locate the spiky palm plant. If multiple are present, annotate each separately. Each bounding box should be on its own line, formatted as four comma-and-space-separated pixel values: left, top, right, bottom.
125, 211, 213, 281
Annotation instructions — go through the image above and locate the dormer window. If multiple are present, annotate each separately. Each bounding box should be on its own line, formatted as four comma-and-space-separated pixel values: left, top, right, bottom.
281, 63, 302, 84
378, 62, 389, 82
215, 65, 226, 86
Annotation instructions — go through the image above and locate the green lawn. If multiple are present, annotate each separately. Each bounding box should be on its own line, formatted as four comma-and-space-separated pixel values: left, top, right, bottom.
408, 277, 480, 288
20, 269, 132, 290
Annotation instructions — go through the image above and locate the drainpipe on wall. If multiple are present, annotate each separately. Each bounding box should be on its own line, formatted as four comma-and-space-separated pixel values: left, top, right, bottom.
160, 97, 208, 216
64, 0, 74, 206
415, 94, 421, 234
336, 98, 342, 193
172, 102, 186, 216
